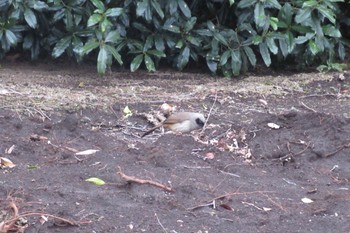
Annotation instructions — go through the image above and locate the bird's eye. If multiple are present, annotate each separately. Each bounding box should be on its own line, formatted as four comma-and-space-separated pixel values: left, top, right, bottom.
196, 118, 205, 127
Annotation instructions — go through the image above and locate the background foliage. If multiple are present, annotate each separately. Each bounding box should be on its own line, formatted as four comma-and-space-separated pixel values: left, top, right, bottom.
0, 0, 349, 76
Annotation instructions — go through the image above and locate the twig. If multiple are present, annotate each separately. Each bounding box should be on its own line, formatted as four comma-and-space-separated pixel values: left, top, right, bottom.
300, 101, 317, 113
294, 141, 311, 156
188, 189, 274, 211
154, 213, 168, 233
201, 91, 218, 133
208, 190, 275, 203
323, 141, 350, 158
2, 201, 84, 231
117, 166, 174, 192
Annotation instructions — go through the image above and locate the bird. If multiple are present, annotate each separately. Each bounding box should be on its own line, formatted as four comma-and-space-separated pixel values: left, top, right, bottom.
141, 112, 205, 137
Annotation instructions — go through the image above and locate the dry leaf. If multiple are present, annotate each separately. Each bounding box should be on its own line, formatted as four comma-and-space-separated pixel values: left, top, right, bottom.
0, 157, 16, 168
205, 152, 215, 160
301, 197, 314, 204
267, 123, 280, 129
6, 145, 15, 154
75, 149, 99, 155
259, 99, 268, 106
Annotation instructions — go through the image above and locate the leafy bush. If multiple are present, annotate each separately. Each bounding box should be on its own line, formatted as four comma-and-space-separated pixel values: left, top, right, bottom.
0, 0, 349, 76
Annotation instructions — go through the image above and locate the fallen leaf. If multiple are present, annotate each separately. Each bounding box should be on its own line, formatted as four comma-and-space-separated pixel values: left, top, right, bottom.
75, 149, 99, 155
85, 177, 106, 186
123, 106, 133, 118
259, 99, 268, 106
0, 157, 16, 168
6, 145, 15, 154
220, 203, 233, 211
301, 197, 314, 204
267, 123, 280, 129
205, 152, 215, 160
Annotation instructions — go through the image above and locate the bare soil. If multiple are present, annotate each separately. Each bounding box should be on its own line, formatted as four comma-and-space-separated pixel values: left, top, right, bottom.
1, 62, 350, 233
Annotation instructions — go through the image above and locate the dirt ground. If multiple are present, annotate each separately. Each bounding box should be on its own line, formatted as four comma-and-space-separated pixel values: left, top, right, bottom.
0, 62, 350, 233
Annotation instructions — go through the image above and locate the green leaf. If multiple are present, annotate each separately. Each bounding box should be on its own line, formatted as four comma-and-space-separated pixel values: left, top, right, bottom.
151, 0, 164, 19
72, 37, 83, 60
302, 0, 318, 8
136, 0, 152, 21
338, 42, 345, 60
323, 25, 341, 38
254, 3, 266, 28
52, 36, 71, 58
168, 0, 178, 14
163, 24, 180, 33
24, 8, 37, 28
34, 1, 49, 10
144, 36, 154, 51
308, 40, 319, 55
207, 21, 216, 31
100, 18, 112, 33
132, 22, 151, 33
184, 17, 197, 32
243, 46, 256, 66
294, 36, 308, 44
259, 42, 271, 67
130, 54, 144, 72
97, 45, 108, 74
213, 32, 228, 47
177, 46, 190, 70
317, 5, 335, 24
291, 25, 312, 34
279, 3, 292, 25
105, 8, 123, 17
220, 50, 231, 65
266, 0, 281, 9
286, 31, 295, 52
231, 50, 242, 75
147, 50, 166, 57
206, 59, 217, 73
269, 17, 278, 30
105, 44, 123, 65
295, 8, 312, 24
85, 177, 106, 186
144, 54, 155, 72
266, 37, 278, 54
105, 31, 120, 43
90, 0, 105, 11
87, 14, 102, 27
195, 29, 212, 36
279, 38, 288, 57
178, 0, 191, 18
5, 30, 17, 45
237, 0, 257, 8
229, 0, 235, 6
136, 1, 147, 15
65, 10, 73, 30
81, 40, 99, 55
252, 35, 263, 45
175, 39, 184, 49
154, 36, 165, 51
186, 36, 201, 46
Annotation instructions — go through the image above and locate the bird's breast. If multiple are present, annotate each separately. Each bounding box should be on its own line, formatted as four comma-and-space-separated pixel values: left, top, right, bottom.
167, 120, 194, 133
